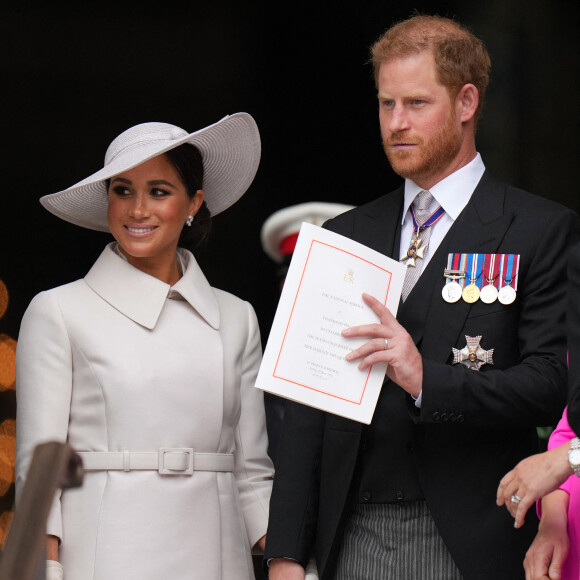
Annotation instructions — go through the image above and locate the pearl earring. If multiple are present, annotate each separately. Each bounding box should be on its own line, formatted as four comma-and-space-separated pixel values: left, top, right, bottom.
185, 215, 194, 227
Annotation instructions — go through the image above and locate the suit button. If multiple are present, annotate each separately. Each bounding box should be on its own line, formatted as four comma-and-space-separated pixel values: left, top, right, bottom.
433, 411, 441, 421
396, 491, 404, 501
441, 413, 449, 422
449, 413, 457, 423
457, 414, 465, 422
362, 491, 371, 502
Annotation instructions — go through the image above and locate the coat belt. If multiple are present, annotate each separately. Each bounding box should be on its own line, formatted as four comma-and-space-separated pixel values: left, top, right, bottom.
77, 448, 234, 475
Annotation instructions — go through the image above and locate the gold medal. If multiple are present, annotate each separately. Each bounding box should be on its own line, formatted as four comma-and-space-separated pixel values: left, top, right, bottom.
462, 254, 483, 303
462, 283, 480, 303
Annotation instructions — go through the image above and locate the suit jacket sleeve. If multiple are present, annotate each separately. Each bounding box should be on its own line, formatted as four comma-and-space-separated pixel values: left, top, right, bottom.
264, 399, 325, 567
567, 243, 580, 435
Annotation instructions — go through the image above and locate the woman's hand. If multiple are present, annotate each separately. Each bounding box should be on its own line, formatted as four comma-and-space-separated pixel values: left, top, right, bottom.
523, 490, 569, 580
268, 558, 305, 580
497, 443, 572, 528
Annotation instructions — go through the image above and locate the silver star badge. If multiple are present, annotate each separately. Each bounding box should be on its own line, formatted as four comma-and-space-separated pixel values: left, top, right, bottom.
401, 235, 428, 268
452, 335, 494, 371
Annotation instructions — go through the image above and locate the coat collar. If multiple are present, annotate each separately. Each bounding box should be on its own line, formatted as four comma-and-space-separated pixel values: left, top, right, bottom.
84, 242, 220, 330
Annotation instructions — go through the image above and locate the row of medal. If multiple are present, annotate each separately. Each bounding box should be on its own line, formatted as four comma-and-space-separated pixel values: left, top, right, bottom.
442, 253, 519, 305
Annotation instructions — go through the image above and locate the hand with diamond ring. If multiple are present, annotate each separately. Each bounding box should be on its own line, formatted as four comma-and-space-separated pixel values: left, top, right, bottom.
342, 292, 422, 398
496, 442, 572, 528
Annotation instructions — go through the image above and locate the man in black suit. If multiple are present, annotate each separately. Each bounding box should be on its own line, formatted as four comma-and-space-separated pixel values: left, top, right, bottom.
496, 241, 580, 530
264, 14, 579, 580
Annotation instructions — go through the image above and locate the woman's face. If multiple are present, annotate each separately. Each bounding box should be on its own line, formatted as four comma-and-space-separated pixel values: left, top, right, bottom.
107, 154, 203, 268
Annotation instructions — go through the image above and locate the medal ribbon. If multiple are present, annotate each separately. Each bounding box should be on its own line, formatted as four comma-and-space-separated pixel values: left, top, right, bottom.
482, 253, 501, 289
499, 254, 520, 290
446, 253, 468, 288
410, 204, 446, 233
491, 254, 501, 288
466, 253, 484, 287
447, 253, 519, 294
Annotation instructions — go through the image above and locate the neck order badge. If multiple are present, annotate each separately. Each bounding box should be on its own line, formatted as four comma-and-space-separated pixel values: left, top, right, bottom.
401, 191, 445, 301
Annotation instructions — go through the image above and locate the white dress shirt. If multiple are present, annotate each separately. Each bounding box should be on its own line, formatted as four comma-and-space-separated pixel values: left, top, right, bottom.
399, 153, 486, 268
398, 153, 486, 406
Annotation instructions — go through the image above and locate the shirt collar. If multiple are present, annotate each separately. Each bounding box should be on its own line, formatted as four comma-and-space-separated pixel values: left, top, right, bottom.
84, 242, 220, 330
401, 153, 486, 224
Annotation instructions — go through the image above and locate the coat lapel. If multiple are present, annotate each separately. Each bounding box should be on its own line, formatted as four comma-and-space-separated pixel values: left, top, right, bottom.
348, 185, 404, 260
398, 172, 514, 361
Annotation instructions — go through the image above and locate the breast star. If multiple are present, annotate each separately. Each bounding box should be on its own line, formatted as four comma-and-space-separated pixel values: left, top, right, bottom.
452, 335, 494, 371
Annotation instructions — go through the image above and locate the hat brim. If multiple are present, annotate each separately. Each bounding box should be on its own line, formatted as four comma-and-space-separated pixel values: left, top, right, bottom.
261, 202, 356, 263
40, 112, 261, 232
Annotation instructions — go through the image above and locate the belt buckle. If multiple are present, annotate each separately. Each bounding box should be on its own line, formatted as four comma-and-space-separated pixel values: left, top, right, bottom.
158, 447, 194, 475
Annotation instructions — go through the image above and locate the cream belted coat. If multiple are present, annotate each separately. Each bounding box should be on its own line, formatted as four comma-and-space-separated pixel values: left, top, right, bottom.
15, 243, 274, 580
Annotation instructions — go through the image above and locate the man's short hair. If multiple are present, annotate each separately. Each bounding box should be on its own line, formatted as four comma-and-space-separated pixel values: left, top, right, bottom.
371, 14, 491, 124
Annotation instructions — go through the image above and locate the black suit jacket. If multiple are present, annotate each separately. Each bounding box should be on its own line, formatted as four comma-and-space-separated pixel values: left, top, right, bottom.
264, 171, 580, 580
567, 242, 580, 435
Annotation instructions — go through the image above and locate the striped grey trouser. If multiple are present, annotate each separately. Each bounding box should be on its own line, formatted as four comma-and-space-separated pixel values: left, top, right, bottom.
334, 501, 463, 580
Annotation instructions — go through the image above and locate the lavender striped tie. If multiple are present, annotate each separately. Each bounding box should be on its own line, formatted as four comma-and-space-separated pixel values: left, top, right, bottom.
401, 190, 435, 301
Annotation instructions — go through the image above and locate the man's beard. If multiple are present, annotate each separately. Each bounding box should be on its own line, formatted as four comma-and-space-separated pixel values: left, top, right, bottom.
383, 108, 462, 185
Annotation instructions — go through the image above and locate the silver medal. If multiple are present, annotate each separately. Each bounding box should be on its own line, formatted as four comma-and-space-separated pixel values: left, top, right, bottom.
480, 283, 498, 304
442, 281, 463, 303
498, 285, 516, 305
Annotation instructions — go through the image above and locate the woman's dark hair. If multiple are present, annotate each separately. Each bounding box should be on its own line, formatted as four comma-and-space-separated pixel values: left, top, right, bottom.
164, 143, 212, 252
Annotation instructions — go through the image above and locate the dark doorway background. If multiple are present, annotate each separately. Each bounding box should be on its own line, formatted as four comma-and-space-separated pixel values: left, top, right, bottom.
1, 0, 579, 540
3, 1, 579, 340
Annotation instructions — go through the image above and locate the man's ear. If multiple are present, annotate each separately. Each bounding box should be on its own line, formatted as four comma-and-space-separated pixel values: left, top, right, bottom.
456, 83, 479, 123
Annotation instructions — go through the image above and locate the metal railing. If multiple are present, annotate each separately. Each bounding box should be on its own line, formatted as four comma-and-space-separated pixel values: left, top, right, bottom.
0, 442, 83, 580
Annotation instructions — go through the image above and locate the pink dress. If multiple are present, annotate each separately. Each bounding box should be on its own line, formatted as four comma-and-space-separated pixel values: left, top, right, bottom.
545, 407, 580, 579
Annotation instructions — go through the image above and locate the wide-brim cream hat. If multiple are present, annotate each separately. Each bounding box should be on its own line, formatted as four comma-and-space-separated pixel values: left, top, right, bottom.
40, 112, 261, 232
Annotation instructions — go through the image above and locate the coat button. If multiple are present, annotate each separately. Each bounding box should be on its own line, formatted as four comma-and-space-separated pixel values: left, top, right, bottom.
362, 491, 372, 502
433, 411, 441, 421
441, 413, 448, 422
396, 491, 404, 501
457, 414, 465, 422
449, 413, 457, 422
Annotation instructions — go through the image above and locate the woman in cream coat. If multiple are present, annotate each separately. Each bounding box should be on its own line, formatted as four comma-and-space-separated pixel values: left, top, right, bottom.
15, 114, 274, 580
